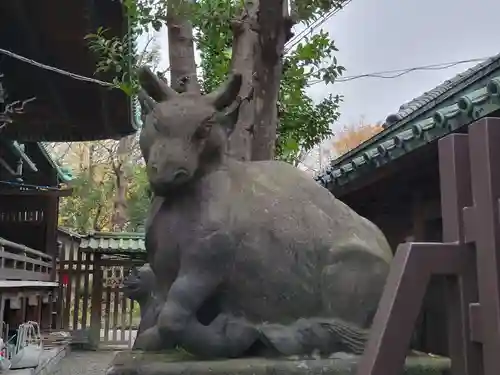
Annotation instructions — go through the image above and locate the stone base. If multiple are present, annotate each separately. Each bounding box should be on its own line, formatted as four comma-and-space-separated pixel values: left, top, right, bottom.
106, 351, 451, 375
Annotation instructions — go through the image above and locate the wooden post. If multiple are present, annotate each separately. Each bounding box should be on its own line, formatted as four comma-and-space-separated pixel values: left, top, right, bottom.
466, 118, 500, 375
41, 297, 51, 330
73, 249, 83, 330
0, 296, 5, 338
89, 253, 103, 347
62, 239, 75, 329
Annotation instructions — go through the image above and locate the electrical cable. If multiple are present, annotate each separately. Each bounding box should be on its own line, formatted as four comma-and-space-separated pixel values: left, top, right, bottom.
307, 57, 490, 86
0, 47, 113, 87
285, 0, 353, 54
0, 44, 492, 90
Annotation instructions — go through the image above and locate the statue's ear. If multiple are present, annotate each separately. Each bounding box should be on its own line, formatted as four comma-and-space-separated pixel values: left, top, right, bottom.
137, 66, 178, 102
206, 73, 242, 110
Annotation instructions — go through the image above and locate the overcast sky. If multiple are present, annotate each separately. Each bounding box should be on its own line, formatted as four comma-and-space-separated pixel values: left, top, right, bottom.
146, 0, 500, 168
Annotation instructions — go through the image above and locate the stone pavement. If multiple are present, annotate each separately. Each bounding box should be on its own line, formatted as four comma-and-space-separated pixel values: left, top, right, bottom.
59, 351, 116, 375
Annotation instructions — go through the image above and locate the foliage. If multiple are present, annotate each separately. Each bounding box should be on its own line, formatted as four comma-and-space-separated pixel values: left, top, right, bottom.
84, 0, 346, 162
332, 120, 384, 156
276, 30, 344, 163
293, 0, 349, 23
191, 0, 344, 162
126, 166, 151, 230
84, 0, 165, 95
51, 141, 150, 234
58, 171, 115, 234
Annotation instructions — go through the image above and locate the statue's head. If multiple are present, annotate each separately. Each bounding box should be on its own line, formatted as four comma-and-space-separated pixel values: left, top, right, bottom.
122, 263, 156, 302
137, 67, 242, 196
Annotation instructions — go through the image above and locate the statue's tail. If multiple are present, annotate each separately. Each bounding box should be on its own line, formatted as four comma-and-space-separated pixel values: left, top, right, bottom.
318, 318, 368, 355
257, 317, 369, 357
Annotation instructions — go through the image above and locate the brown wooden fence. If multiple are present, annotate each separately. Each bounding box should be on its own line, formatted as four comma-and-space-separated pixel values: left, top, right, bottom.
58, 248, 141, 348
357, 117, 500, 375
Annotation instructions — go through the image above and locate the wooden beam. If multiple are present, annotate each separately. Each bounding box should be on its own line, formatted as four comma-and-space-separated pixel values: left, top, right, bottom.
0, 268, 51, 282
0, 281, 58, 289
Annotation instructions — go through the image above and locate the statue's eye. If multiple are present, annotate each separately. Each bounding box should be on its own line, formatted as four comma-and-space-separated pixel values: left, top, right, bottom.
194, 121, 212, 140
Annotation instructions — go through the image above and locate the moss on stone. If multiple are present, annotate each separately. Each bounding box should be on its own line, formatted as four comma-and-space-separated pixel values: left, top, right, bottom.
107, 351, 450, 375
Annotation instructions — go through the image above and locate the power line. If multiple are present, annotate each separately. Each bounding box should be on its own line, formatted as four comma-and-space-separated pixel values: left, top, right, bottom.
307, 57, 490, 86
0, 46, 491, 92
285, 2, 349, 52
0, 47, 113, 87
285, 0, 353, 54
284, 12, 332, 51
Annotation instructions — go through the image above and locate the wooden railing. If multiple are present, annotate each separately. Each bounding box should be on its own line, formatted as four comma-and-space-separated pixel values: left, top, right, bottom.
0, 237, 53, 282
357, 117, 500, 375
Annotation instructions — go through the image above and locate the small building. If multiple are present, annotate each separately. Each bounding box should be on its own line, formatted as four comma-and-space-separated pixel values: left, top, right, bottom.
315, 52, 500, 355
0, 0, 136, 349
0, 143, 70, 336
57, 229, 145, 348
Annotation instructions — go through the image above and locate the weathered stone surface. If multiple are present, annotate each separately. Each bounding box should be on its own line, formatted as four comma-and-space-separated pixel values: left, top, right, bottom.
134, 67, 394, 358
106, 351, 450, 375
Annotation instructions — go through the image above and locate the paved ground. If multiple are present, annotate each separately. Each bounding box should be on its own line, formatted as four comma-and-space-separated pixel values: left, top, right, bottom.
59, 351, 116, 375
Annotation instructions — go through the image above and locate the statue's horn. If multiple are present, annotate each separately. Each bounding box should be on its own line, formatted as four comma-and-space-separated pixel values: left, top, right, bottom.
205, 73, 243, 110
138, 66, 178, 102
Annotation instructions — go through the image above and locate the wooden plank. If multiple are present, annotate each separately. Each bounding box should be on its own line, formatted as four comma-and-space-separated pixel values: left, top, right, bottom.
62, 239, 75, 330
80, 253, 91, 330
121, 288, 127, 343
356, 242, 474, 375
72, 248, 83, 330
112, 287, 119, 342
0, 237, 52, 260
128, 299, 134, 348
0, 296, 5, 336
89, 254, 103, 346
36, 295, 42, 324
58, 259, 145, 268
467, 118, 500, 375
438, 133, 482, 375
104, 287, 112, 342
469, 303, 482, 343
0, 268, 51, 281
0, 252, 52, 268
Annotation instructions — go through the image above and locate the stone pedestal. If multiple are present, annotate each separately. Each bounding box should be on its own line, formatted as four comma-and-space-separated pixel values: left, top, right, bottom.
106, 351, 450, 375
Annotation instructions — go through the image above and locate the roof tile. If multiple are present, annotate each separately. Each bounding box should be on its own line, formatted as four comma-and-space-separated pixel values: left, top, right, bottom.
79, 231, 145, 253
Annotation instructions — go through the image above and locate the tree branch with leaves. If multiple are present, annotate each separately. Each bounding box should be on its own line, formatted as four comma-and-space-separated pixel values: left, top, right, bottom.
84, 0, 348, 162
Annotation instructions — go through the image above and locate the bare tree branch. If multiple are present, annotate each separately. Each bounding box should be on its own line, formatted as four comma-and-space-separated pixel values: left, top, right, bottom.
0, 97, 37, 131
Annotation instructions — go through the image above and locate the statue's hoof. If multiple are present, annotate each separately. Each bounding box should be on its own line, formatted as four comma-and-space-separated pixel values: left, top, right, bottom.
134, 327, 164, 351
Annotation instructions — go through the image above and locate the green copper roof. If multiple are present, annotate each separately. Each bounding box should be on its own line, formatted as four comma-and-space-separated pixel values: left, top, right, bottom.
79, 231, 145, 253
316, 53, 500, 189
38, 143, 74, 182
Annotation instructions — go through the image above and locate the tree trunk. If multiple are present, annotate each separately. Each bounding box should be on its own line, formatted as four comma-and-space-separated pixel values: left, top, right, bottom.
111, 135, 135, 231
226, 0, 259, 161
251, 0, 291, 161
166, 0, 200, 93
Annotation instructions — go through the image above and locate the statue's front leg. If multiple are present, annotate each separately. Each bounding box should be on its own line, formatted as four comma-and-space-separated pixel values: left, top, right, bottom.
156, 231, 232, 349
180, 312, 259, 358
156, 270, 221, 340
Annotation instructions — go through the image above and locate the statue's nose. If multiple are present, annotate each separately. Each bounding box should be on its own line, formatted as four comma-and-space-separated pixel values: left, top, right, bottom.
173, 168, 189, 181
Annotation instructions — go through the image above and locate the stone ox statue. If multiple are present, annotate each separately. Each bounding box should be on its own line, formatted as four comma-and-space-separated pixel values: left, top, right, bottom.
131, 67, 393, 358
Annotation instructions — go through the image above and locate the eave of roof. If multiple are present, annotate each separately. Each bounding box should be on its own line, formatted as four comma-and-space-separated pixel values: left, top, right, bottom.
38, 143, 74, 183
0, 0, 136, 142
79, 231, 145, 254
315, 55, 500, 190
